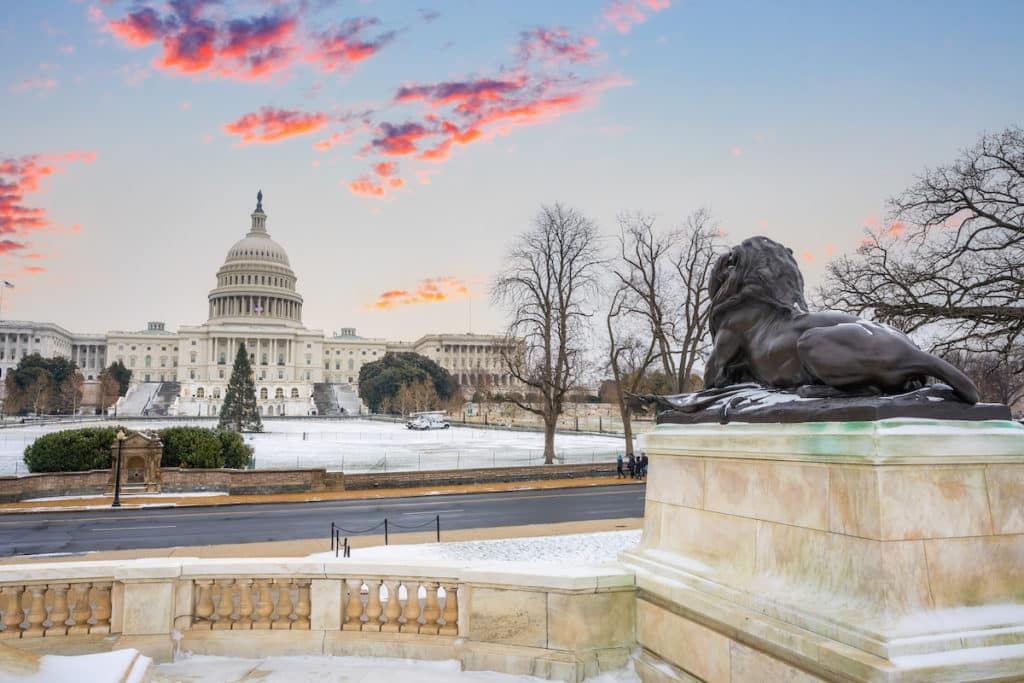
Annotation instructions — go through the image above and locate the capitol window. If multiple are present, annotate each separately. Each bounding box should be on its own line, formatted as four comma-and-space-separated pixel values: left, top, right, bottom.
260, 388, 268, 399
196, 388, 205, 399
291, 388, 300, 398
190, 352, 197, 363
219, 369, 225, 379
275, 388, 284, 399
213, 388, 221, 399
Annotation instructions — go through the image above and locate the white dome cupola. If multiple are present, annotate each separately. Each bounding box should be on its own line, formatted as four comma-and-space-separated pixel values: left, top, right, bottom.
207, 191, 304, 325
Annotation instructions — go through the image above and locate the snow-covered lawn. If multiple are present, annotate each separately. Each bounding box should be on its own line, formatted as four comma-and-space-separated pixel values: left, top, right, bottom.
0, 418, 628, 476
152, 655, 640, 683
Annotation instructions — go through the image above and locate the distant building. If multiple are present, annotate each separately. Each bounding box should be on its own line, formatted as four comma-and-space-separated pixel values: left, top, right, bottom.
0, 192, 517, 415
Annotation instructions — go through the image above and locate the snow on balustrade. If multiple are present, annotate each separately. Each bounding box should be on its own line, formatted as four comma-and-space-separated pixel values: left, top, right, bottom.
0, 582, 113, 638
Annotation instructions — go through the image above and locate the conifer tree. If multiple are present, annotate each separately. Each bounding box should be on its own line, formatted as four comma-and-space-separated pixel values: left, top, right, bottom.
218, 343, 262, 432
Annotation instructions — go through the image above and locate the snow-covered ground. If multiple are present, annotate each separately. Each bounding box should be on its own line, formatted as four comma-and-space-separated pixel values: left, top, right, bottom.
152, 655, 640, 683
313, 529, 643, 566
0, 418, 628, 476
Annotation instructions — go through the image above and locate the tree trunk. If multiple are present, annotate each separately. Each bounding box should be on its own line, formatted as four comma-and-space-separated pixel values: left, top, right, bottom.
543, 417, 556, 465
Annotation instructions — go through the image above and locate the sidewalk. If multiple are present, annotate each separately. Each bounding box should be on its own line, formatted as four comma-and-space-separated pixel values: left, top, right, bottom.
0, 476, 641, 515
0, 517, 643, 565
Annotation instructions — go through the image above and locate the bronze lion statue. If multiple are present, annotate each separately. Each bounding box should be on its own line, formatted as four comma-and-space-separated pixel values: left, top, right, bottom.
702, 236, 979, 403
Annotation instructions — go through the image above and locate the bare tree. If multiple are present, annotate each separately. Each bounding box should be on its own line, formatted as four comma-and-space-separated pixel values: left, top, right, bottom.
606, 285, 658, 457
821, 127, 1024, 361
492, 203, 602, 464
613, 209, 721, 393
943, 350, 1024, 410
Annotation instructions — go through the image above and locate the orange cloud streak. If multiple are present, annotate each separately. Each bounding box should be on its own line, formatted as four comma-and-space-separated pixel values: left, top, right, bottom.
369, 276, 472, 310
224, 107, 329, 144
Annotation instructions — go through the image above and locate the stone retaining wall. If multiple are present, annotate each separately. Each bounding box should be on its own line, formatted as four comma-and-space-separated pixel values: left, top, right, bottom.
343, 463, 616, 490
0, 468, 345, 502
0, 464, 614, 502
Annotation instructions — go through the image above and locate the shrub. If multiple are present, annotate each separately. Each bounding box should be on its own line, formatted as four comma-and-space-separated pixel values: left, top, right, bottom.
158, 427, 223, 469
216, 429, 253, 469
23, 427, 119, 473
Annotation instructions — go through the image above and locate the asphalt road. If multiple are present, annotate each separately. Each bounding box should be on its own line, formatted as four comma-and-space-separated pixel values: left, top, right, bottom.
0, 484, 645, 557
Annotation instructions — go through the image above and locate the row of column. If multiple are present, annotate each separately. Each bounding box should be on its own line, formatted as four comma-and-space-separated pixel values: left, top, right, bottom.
210, 295, 301, 321
0, 582, 112, 637
212, 337, 294, 367
193, 578, 310, 630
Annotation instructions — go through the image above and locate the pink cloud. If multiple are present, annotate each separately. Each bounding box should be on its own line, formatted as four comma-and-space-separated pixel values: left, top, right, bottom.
602, 0, 670, 33
305, 17, 396, 73
519, 27, 600, 64
224, 107, 329, 144
11, 79, 58, 93
731, 146, 743, 157
105, 1, 302, 82
369, 276, 472, 309
0, 151, 95, 261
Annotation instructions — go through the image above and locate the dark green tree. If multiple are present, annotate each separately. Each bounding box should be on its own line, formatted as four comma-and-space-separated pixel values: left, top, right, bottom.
217, 343, 263, 432
4, 354, 82, 414
105, 360, 132, 396
358, 352, 457, 413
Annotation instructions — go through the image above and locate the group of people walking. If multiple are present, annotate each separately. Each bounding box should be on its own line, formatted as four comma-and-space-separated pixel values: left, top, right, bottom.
617, 452, 648, 480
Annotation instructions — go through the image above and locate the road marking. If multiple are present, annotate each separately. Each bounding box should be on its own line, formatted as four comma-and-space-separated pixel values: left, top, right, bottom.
0, 486, 644, 526
90, 525, 176, 532
402, 509, 462, 515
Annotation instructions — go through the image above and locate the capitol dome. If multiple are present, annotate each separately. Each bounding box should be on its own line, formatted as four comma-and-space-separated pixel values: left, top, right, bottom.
207, 191, 304, 325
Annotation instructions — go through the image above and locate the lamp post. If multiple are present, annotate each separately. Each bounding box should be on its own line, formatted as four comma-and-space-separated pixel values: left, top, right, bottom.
112, 430, 126, 508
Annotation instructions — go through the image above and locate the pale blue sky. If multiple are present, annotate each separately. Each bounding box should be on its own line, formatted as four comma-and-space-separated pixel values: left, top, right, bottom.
2, 0, 1021, 339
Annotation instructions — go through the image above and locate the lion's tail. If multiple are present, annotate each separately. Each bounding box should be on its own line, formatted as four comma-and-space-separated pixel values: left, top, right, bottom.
915, 353, 980, 405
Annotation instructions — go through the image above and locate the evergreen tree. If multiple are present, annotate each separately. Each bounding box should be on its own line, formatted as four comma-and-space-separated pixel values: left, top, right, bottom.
218, 343, 262, 432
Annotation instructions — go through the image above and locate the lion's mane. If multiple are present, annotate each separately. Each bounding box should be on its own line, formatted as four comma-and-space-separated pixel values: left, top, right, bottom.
708, 236, 808, 336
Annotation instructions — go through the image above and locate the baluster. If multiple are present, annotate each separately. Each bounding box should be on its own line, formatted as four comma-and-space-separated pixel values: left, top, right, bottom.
0, 586, 24, 639
253, 580, 273, 629
213, 580, 235, 630
272, 579, 293, 630
193, 580, 214, 630
381, 580, 401, 633
362, 579, 382, 632
399, 581, 420, 633
420, 581, 441, 635
46, 584, 70, 637
23, 586, 47, 637
342, 578, 364, 631
293, 580, 311, 630
91, 583, 112, 634
67, 584, 91, 635
234, 579, 253, 630
439, 583, 459, 636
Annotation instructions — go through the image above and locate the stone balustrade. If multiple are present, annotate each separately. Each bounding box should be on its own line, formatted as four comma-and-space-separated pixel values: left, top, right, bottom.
0, 580, 114, 639
0, 558, 634, 683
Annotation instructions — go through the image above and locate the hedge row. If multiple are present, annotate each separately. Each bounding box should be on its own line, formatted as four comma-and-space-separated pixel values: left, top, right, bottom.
22, 426, 254, 473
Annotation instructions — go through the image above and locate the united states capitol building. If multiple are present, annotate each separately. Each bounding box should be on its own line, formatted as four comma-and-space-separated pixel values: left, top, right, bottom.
0, 193, 516, 416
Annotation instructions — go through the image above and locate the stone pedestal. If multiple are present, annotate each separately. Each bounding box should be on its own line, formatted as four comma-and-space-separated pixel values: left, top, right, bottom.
621, 419, 1024, 682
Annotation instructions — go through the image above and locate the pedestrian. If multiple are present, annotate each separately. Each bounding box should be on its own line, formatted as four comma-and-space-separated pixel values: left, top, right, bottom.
640, 453, 649, 480
628, 454, 636, 479
616, 452, 625, 479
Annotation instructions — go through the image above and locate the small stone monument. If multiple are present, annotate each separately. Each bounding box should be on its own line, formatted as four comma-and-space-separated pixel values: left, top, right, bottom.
108, 431, 163, 494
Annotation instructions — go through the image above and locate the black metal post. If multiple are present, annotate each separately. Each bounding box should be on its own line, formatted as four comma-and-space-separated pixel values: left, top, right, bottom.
384, 518, 389, 545
331, 522, 336, 551
111, 436, 124, 508
436, 514, 440, 543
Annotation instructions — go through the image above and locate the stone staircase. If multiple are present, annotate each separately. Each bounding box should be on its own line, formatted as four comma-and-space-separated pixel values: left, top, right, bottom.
116, 382, 161, 416
147, 381, 181, 416
333, 383, 362, 415
312, 383, 342, 416
312, 383, 361, 416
